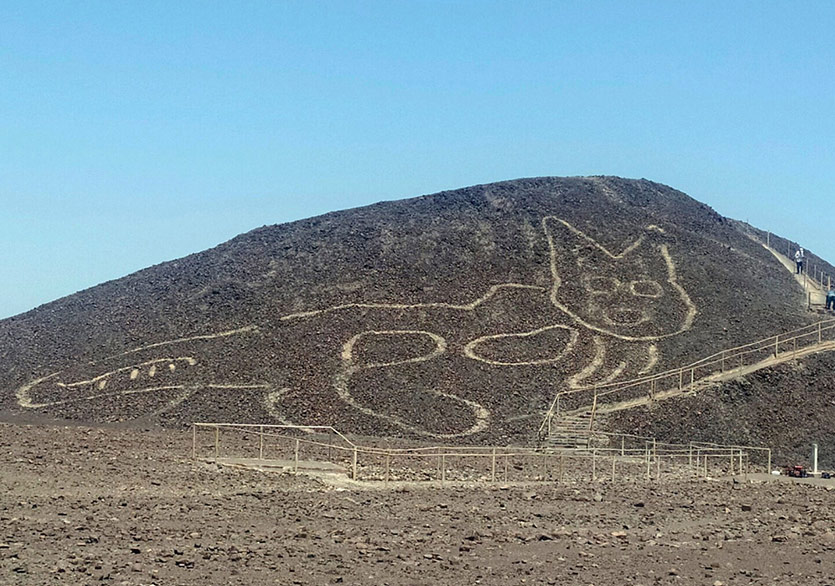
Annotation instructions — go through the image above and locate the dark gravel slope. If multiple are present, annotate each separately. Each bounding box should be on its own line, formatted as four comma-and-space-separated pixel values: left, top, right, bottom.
0, 176, 820, 442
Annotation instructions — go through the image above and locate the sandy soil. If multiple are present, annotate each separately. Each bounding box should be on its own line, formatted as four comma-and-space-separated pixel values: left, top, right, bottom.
2, 423, 835, 585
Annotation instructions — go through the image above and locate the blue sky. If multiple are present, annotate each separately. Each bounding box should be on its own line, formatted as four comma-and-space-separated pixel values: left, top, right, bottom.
2, 1, 834, 319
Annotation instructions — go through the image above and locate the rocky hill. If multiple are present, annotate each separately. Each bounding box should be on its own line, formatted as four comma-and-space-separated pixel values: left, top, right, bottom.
0, 176, 827, 443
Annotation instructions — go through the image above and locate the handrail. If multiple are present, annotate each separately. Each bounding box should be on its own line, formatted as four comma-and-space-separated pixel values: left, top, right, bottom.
539, 317, 835, 437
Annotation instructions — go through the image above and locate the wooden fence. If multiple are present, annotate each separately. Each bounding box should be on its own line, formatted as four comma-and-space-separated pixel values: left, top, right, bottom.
192, 423, 770, 484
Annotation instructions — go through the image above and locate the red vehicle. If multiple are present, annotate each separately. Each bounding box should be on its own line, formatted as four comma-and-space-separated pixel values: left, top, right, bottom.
785, 465, 808, 478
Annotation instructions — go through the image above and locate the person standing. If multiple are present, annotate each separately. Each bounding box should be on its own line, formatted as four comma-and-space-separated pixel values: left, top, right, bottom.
795, 248, 805, 274
827, 286, 835, 311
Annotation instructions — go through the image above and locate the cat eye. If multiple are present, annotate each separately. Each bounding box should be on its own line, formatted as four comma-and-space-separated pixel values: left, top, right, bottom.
629, 279, 663, 298
584, 276, 620, 294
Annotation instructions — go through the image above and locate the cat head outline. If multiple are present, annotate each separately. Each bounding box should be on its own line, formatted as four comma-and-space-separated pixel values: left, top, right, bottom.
543, 217, 696, 341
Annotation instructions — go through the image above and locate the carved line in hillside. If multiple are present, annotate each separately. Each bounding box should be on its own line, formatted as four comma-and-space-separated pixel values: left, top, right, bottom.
17, 214, 695, 433
106, 325, 260, 359
544, 217, 697, 341
463, 325, 579, 366
263, 387, 310, 430
17, 356, 271, 410
17, 324, 267, 416
639, 344, 659, 374
333, 365, 491, 438
273, 216, 697, 430
57, 358, 198, 389
279, 284, 547, 321
341, 330, 447, 367
568, 336, 606, 388
336, 330, 490, 438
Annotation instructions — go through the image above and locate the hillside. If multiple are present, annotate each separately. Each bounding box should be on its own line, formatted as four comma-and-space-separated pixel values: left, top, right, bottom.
607, 350, 835, 468
0, 176, 825, 443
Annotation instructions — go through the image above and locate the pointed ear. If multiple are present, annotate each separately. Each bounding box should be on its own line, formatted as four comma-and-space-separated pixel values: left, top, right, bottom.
543, 216, 647, 260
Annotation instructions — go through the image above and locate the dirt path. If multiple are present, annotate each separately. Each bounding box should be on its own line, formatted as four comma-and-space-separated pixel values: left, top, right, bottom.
762, 242, 826, 305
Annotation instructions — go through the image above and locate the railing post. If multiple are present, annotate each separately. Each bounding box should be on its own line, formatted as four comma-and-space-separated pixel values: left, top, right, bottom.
491, 447, 497, 482
775, 335, 779, 357
214, 426, 219, 460
678, 369, 683, 390
441, 453, 446, 485
259, 425, 264, 460
352, 446, 358, 481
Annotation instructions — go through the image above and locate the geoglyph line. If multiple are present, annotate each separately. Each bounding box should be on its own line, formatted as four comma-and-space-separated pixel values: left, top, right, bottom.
280, 284, 546, 321
106, 326, 260, 359
58, 357, 198, 388
341, 330, 447, 367
18, 215, 697, 436
544, 217, 697, 342
463, 325, 579, 366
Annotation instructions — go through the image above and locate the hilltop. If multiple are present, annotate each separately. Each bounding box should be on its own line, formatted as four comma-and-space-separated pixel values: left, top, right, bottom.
0, 176, 828, 443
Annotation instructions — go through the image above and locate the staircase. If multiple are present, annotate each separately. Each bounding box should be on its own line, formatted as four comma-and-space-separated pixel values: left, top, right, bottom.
542, 411, 610, 450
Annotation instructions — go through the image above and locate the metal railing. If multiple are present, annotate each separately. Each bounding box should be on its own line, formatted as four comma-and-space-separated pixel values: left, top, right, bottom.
192, 423, 770, 484
539, 318, 835, 438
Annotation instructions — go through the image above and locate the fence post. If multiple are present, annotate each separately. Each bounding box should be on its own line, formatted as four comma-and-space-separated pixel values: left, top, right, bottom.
294, 439, 300, 474
214, 426, 219, 460
352, 446, 358, 481
654, 439, 660, 480
259, 425, 264, 460
690, 368, 695, 386
611, 454, 616, 481
441, 454, 446, 485
491, 447, 497, 482
767, 449, 772, 474
385, 453, 390, 485
775, 335, 779, 357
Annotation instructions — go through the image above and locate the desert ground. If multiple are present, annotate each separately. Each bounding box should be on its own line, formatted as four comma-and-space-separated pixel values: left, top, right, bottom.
2, 422, 835, 585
